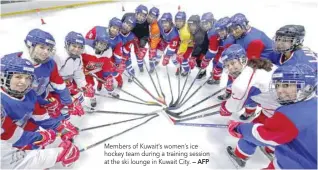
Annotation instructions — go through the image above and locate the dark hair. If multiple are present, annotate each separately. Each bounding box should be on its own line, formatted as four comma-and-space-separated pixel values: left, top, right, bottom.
247, 58, 273, 71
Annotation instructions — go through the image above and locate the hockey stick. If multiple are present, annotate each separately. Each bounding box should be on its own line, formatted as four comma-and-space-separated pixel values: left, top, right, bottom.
95, 93, 161, 107
173, 110, 220, 123
124, 72, 166, 105
166, 87, 225, 116
165, 102, 222, 120
169, 68, 202, 109
95, 108, 163, 116
177, 74, 213, 107
170, 66, 189, 107
79, 114, 158, 152
143, 59, 162, 100
166, 66, 174, 107
88, 73, 154, 104
80, 114, 153, 132
174, 122, 228, 128
154, 66, 166, 104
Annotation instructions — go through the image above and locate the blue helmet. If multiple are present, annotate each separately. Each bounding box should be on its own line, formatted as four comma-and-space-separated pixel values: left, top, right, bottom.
135, 4, 148, 14
230, 13, 248, 28
220, 44, 247, 66
1, 53, 35, 98
123, 15, 136, 28
24, 28, 55, 48
65, 31, 85, 47
214, 17, 231, 30
201, 12, 214, 23
274, 25, 305, 53
175, 11, 186, 21
161, 13, 173, 22
109, 17, 122, 28
271, 64, 317, 105
149, 7, 160, 18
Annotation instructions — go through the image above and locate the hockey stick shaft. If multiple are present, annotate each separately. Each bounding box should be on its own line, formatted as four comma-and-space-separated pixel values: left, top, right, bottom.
79, 114, 158, 152
95, 108, 161, 116
154, 67, 166, 102
166, 66, 174, 105
175, 122, 228, 128
175, 110, 220, 123
80, 114, 151, 132
179, 68, 202, 104
95, 93, 160, 106
144, 59, 161, 98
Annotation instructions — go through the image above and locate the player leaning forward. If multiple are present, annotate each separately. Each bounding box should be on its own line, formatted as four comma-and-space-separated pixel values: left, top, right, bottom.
226, 64, 317, 168
1, 55, 80, 169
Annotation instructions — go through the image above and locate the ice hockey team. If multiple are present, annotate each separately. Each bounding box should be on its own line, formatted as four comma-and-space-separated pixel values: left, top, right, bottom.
1, 4, 317, 169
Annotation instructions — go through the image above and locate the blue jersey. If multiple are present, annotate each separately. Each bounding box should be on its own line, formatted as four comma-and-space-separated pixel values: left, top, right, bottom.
158, 23, 180, 56
235, 27, 273, 60
120, 32, 136, 56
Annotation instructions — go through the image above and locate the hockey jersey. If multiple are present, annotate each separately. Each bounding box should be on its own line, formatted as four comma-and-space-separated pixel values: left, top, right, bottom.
225, 64, 278, 116
177, 24, 194, 54
191, 28, 209, 59
1, 89, 63, 148
205, 30, 235, 61
122, 13, 150, 43
53, 49, 86, 89
108, 35, 123, 64
237, 96, 317, 169
82, 42, 115, 78
120, 31, 137, 56
17, 51, 72, 106
149, 20, 161, 50
158, 24, 180, 56
235, 27, 273, 60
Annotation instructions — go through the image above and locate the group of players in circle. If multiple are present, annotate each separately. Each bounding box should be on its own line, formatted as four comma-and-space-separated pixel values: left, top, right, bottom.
1, 4, 317, 169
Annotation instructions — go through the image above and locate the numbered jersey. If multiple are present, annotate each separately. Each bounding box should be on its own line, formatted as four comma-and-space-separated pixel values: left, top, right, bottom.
158, 25, 180, 56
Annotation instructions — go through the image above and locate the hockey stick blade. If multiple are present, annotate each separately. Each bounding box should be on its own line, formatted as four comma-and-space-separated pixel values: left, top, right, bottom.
175, 122, 228, 128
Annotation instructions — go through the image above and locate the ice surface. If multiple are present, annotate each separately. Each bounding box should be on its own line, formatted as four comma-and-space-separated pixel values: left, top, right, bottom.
1, 0, 317, 169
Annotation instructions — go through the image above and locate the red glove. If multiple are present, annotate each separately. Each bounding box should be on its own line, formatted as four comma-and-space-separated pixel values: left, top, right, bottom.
67, 98, 84, 116
43, 97, 61, 118
220, 101, 232, 116
228, 120, 243, 138
104, 76, 114, 92
81, 84, 95, 98
162, 55, 170, 66
149, 49, 157, 59
116, 63, 126, 74
201, 57, 211, 69
176, 53, 184, 64
33, 129, 56, 148
57, 140, 80, 167
56, 120, 79, 141
65, 80, 78, 95
189, 57, 197, 69
136, 48, 147, 60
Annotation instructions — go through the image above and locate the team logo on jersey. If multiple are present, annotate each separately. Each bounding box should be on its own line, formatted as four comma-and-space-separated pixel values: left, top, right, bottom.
32, 77, 50, 95
86, 62, 103, 70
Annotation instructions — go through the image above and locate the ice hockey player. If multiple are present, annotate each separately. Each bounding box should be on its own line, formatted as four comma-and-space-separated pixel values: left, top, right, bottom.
22, 28, 83, 120
200, 12, 215, 32
187, 15, 209, 79
228, 13, 273, 60
158, 13, 180, 70
203, 17, 236, 100
53, 31, 95, 111
269, 25, 317, 69
1, 54, 79, 150
120, 16, 139, 82
174, 11, 194, 76
146, 7, 161, 73
84, 26, 122, 100
122, 4, 149, 72
226, 63, 317, 169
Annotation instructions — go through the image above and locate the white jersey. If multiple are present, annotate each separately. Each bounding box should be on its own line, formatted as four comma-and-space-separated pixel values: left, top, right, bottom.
225, 65, 279, 116
1, 140, 61, 169
53, 49, 86, 88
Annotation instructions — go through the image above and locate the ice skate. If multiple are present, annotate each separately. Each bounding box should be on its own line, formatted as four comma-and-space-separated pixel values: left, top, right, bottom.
217, 92, 231, 101
196, 69, 206, 79
227, 146, 247, 168
207, 78, 220, 85
259, 146, 275, 161
139, 66, 144, 73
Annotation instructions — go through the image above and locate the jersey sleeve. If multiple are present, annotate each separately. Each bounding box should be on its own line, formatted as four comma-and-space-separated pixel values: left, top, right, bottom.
237, 111, 299, 147
149, 22, 161, 50
49, 61, 72, 105
165, 36, 180, 56
1, 114, 42, 147
113, 41, 123, 64
205, 35, 219, 59
177, 27, 191, 54
73, 57, 87, 88
246, 39, 265, 59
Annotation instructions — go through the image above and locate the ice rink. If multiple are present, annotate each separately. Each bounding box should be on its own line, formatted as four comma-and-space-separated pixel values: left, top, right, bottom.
1, 0, 317, 169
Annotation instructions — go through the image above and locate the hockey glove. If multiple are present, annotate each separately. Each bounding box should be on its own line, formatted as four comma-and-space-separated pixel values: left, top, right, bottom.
104, 76, 114, 92
189, 57, 197, 69
67, 97, 85, 116
56, 120, 79, 141
228, 120, 243, 138
116, 63, 126, 74
33, 129, 56, 148
43, 97, 61, 118
81, 84, 95, 98
57, 140, 80, 167
136, 48, 148, 60
220, 101, 232, 116
162, 55, 170, 66
201, 57, 211, 69
176, 53, 184, 64
149, 49, 157, 59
